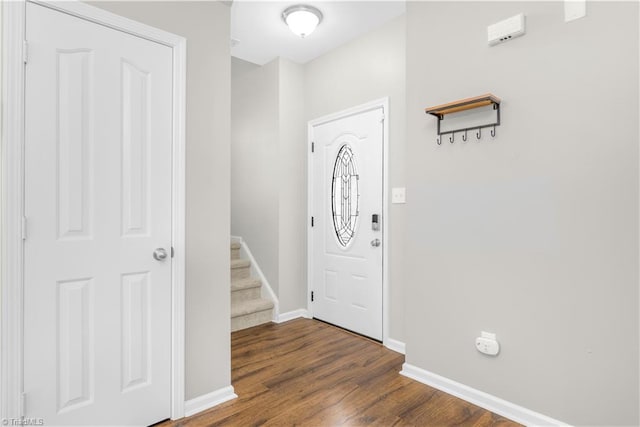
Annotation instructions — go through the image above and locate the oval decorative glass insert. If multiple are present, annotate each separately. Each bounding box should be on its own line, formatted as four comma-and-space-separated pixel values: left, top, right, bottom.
331, 144, 360, 247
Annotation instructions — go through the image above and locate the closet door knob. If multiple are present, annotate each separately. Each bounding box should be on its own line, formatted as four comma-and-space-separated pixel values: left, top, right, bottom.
153, 248, 168, 261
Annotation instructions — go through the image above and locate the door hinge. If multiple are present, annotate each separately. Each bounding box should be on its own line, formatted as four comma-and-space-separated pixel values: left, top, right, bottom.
21, 216, 27, 240
311, 142, 315, 153
21, 392, 26, 417
311, 291, 314, 302
379, 114, 385, 123
171, 247, 175, 258
311, 216, 314, 227
23, 41, 28, 64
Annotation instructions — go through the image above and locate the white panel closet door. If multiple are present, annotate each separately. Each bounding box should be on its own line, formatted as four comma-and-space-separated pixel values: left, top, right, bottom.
23, 3, 173, 425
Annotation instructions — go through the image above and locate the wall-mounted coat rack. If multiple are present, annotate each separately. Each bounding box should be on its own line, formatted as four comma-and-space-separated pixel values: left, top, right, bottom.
425, 94, 501, 145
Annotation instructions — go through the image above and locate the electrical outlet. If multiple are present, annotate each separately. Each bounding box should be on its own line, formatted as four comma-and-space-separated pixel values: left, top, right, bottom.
475, 331, 500, 356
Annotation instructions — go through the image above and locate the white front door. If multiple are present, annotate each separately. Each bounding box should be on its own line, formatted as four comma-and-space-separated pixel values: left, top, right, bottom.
23, 3, 173, 425
310, 103, 385, 341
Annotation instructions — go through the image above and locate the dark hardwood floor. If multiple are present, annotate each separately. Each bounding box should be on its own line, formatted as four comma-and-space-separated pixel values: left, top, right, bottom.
166, 319, 520, 426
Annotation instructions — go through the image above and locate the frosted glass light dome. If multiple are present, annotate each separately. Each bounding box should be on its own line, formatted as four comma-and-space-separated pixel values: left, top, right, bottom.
283, 5, 323, 38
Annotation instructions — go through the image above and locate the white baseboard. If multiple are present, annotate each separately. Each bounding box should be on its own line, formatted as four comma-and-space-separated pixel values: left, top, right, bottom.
400, 363, 569, 427
277, 308, 311, 323
183, 386, 237, 418
384, 338, 405, 355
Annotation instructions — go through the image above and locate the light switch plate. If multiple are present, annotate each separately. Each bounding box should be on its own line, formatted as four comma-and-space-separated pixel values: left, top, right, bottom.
565, 0, 586, 22
392, 187, 406, 204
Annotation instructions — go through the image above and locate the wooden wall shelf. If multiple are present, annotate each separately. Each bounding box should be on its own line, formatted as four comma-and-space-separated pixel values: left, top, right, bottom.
425, 94, 501, 118
424, 93, 501, 145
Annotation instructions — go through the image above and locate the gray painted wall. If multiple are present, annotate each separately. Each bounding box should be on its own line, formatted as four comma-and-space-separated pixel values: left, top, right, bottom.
305, 15, 407, 341
405, 2, 638, 425
278, 59, 308, 313
231, 56, 259, 78
231, 58, 280, 295
231, 57, 307, 313
90, 1, 232, 400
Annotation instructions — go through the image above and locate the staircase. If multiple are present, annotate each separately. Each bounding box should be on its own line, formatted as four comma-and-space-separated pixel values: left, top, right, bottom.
230, 242, 274, 332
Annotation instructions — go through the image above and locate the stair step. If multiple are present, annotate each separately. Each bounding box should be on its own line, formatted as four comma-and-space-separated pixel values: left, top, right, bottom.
231, 259, 250, 269
228, 239, 273, 331
231, 277, 261, 291
231, 298, 273, 332
231, 258, 250, 280
231, 278, 262, 303
230, 243, 241, 260
231, 298, 274, 318
231, 308, 272, 332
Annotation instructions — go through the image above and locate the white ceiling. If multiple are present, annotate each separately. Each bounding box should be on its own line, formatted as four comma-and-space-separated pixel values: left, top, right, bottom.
231, 1, 406, 65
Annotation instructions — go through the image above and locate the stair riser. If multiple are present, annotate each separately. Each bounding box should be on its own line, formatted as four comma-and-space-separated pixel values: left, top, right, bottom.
231, 309, 272, 332
231, 287, 261, 304
231, 266, 250, 280
231, 248, 240, 260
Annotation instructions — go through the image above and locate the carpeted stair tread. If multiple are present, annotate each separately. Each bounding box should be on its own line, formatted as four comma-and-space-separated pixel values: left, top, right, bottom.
231, 259, 250, 269
231, 277, 261, 292
229, 239, 272, 330
231, 298, 274, 318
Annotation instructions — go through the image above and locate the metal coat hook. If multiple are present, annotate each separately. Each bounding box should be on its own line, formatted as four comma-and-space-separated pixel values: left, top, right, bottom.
426, 94, 501, 146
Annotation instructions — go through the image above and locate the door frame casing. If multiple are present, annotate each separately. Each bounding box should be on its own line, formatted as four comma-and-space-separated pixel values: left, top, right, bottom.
307, 97, 390, 344
1, 0, 187, 420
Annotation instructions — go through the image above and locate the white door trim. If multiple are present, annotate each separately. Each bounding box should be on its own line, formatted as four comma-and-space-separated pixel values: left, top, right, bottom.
307, 97, 390, 344
1, 0, 187, 420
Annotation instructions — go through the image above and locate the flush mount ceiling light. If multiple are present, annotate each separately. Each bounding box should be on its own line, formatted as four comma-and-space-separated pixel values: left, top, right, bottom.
282, 5, 323, 38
